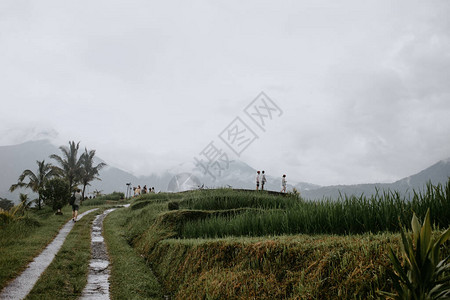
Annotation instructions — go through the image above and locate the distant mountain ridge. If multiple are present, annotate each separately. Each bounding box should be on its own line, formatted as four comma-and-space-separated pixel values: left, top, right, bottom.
0, 140, 449, 202
299, 159, 450, 200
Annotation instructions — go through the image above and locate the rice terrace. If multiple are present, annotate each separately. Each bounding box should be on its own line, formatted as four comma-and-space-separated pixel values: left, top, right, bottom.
1, 181, 450, 299
2, 2, 450, 299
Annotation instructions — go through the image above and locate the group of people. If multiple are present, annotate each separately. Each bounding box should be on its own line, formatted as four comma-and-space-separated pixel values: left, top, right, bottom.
256, 171, 287, 193
133, 185, 155, 196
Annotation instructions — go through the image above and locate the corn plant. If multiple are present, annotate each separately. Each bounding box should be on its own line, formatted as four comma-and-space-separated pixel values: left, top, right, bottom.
380, 209, 450, 299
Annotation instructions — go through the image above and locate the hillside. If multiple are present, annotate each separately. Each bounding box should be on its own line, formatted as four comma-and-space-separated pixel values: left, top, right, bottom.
299, 158, 450, 200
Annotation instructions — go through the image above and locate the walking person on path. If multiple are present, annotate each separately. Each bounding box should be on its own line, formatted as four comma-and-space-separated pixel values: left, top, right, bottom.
261, 171, 267, 191
256, 171, 260, 191
281, 174, 287, 193
72, 188, 82, 222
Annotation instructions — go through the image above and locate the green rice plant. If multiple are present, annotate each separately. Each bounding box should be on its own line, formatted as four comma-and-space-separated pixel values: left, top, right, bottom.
181, 180, 450, 238
380, 209, 450, 299
179, 188, 300, 211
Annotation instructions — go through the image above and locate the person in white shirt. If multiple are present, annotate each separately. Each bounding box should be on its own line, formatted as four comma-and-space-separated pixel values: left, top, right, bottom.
281, 174, 287, 193
261, 171, 267, 191
256, 171, 260, 191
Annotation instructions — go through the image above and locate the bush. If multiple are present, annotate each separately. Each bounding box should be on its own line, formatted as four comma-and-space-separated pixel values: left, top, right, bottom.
41, 178, 70, 211
0, 198, 14, 211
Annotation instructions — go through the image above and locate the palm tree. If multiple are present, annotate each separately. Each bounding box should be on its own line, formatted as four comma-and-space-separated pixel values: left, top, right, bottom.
80, 148, 106, 200
50, 141, 83, 193
10, 160, 55, 209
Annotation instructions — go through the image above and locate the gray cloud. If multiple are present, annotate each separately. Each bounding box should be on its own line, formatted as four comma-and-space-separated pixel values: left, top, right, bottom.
1, 1, 449, 185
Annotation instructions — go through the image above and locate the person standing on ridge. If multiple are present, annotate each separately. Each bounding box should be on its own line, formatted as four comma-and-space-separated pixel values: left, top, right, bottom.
256, 171, 260, 191
72, 188, 82, 222
261, 171, 267, 191
281, 174, 287, 193
136, 185, 141, 196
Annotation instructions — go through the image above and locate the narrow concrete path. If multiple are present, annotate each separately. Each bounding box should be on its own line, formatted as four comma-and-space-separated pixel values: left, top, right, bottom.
80, 204, 129, 300
0, 208, 99, 300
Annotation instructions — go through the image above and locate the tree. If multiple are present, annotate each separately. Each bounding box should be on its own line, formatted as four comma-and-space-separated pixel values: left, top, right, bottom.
80, 148, 106, 201
41, 178, 70, 212
19, 193, 33, 212
50, 141, 83, 193
9, 160, 55, 209
0, 198, 14, 211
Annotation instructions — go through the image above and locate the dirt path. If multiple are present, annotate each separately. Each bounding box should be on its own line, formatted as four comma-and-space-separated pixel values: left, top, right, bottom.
80, 204, 129, 300
0, 208, 99, 300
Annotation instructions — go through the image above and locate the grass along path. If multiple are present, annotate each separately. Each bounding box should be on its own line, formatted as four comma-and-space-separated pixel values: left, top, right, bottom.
0, 208, 98, 300
0, 205, 93, 291
25, 209, 100, 300
104, 206, 162, 300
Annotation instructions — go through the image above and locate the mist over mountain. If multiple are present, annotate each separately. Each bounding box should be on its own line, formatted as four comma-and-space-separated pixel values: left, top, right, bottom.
299, 159, 450, 200
0, 140, 448, 203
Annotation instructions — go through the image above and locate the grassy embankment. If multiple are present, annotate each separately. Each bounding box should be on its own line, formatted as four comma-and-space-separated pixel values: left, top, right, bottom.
117, 181, 450, 299
104, 206, 162, 300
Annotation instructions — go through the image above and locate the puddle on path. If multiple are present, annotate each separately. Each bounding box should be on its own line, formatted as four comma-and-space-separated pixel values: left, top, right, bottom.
80, 206, 124, 300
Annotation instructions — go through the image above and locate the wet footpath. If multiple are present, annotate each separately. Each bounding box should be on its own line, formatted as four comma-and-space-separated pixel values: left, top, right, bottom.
0, 208, 99, 300
80, 206, 128, 300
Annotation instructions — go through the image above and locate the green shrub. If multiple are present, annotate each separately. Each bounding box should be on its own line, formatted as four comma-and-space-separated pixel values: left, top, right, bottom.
41, 178, 70, 211
380, 209, 450, 299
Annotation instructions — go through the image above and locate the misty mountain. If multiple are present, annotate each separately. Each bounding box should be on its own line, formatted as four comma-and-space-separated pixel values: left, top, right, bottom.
1, 140, 448, 203
299, 159, 450, 200
0, 140, 315, 202
0, 140, 143, 202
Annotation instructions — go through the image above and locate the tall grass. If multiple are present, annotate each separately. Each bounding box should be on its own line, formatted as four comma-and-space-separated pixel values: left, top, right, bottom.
179, 189, 299, 210
182, 180, 450, 238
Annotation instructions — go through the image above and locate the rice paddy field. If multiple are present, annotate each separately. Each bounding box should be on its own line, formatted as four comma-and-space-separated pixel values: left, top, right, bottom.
115, 180, 450, 299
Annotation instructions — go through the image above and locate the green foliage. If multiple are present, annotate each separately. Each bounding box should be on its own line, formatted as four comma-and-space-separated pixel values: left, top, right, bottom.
180, 189, 300, 210
168, 201, 179, 210
0, 206, 79, 290
0, 202, 26, 226
79, 148, 106, 200
50, 141, 83, 192
93, 191, 125, 201
0, 198, 14, 211
9, 160, 55, 209
104, 208, 162, 299
81, 199, 107, 206
110, 189, 450, 299
380, 209, 450, 299
181, 181, 450, 238
26, 210, 97, 299
131, 200, 152, 210
42, 178, 70, 211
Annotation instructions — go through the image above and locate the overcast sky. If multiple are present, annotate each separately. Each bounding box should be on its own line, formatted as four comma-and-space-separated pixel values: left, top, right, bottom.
1, 1, 449, 186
